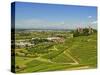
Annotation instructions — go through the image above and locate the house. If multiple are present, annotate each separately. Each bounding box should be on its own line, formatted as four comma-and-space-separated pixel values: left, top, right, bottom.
47, 37, 65, 43
15, 40, 34, 48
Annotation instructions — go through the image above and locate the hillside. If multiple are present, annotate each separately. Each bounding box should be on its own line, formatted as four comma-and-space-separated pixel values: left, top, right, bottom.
13, 31, 97, 73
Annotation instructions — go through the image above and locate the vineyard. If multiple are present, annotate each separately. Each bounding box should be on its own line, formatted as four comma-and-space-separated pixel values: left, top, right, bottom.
13, 30, 97, 73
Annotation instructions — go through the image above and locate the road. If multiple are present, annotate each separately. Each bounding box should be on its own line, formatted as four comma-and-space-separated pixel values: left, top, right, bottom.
34, 46, 79, 65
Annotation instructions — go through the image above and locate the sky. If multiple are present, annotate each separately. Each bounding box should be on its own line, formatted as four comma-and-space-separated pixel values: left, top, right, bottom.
13, 2, 97, 29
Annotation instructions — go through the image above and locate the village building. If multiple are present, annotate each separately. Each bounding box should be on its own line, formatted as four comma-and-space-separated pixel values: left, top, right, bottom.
47, 37, 65, 43
77, 26, 94, 34
15, 40, 34, 48
88, 26, 94, 34
77, 27, 83, 33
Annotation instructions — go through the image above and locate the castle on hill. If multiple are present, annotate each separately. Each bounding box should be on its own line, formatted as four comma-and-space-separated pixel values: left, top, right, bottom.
76, 26, 94, 34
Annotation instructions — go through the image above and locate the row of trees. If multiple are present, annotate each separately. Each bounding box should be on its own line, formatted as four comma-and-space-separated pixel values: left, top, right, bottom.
32, 38, 50, 45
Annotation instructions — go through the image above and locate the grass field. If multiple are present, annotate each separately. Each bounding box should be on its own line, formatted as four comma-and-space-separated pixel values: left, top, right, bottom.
13, 30, 97, 73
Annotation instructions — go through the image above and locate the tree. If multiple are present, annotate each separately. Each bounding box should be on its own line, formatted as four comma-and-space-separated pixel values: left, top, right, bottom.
73, 29, 79, 37
83, 28, 89, 36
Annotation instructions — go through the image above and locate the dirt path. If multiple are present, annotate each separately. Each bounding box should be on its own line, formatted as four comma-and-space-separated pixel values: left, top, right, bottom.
32, 46, 79, 65
63, 50, 79, 65
35, 57, 79, 65
35, 57, 54, 63
53, 46, 79, 65
48, 46, 58, 51
53, 46, 58, 51
65, 66, 89, 70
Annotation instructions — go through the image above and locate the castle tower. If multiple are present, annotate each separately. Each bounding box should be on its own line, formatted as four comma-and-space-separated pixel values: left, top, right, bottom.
88, 26, 93, 34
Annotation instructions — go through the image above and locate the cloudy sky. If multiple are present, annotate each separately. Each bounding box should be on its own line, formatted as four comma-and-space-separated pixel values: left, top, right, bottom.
13, 2, 97, 29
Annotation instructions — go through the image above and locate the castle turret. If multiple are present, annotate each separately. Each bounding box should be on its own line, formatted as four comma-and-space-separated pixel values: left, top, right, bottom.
88, 26, 93, 34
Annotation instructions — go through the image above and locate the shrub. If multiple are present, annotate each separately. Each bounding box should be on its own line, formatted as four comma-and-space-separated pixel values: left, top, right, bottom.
73, 30, 79, 37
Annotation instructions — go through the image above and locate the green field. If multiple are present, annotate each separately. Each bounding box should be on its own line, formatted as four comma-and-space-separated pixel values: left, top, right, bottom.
12, 30, 97, 73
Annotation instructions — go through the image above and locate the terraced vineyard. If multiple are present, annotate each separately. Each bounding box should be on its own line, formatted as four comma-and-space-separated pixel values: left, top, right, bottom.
14, 31, 97, 73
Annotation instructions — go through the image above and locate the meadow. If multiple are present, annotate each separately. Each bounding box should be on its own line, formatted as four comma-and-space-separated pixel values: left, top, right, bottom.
13, 29, 97, 73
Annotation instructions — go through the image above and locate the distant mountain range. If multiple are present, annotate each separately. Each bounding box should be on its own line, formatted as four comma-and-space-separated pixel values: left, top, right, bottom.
15, 28, 74, 32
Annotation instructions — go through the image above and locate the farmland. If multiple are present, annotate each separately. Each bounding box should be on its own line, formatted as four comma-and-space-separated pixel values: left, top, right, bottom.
12, 29, 97, 73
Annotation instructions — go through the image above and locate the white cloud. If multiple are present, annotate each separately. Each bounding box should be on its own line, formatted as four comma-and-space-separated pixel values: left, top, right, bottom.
88, 16, 92, 18
91, 21, 97, 24
15, 19, 97, 29
15, 19, 69, 29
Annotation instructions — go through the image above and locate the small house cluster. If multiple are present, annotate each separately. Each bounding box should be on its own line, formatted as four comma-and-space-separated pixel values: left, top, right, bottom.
15, 37, 65, 48
15, 40, 34, 48
47, 37, 65, 43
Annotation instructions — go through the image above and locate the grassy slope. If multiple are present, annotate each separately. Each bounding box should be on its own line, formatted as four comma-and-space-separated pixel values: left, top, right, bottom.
69, 33, 97, 67
15, 33, 97, 73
